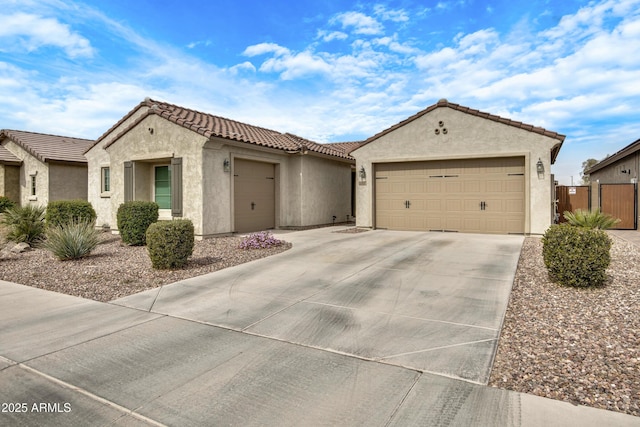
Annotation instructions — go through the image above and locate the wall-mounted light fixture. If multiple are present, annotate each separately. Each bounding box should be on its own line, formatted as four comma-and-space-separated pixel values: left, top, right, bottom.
359, 166, 366, 184
536, 158, 545, 179
223, 158, 230, 172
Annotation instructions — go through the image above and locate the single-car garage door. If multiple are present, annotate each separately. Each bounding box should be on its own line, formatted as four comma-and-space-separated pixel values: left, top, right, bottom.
234, 159, 276, 233
375, 157, 525, 234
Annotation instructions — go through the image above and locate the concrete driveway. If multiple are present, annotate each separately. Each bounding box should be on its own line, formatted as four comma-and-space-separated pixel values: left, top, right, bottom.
2, 228, 638, 426
115, 229, 520, 384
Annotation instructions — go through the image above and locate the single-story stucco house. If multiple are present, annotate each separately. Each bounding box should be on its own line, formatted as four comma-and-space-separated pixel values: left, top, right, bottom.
350, 99, 565, 235
85, 98, 358, 237
584, 137, 640, 230
0, 129, 94, 206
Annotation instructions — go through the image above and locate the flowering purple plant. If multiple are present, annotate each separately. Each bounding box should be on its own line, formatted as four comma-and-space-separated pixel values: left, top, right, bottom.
239, 231, 285, 250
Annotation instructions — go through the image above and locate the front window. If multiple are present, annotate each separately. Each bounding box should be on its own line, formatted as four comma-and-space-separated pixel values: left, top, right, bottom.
154, 165, 171, 209
101, 167, 110, 192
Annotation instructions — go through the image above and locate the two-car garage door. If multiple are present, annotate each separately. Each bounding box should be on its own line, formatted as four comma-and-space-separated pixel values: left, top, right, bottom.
375, 157, 525, 234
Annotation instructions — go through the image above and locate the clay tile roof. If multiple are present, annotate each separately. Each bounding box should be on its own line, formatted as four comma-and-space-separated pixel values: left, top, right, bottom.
0, 129, 94, 164
99, 98, 356, 160
0, 144, 21, 164
355, 99, 566, 162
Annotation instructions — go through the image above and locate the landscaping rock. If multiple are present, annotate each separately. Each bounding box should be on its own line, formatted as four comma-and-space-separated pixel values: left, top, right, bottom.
10, 242, 30, 253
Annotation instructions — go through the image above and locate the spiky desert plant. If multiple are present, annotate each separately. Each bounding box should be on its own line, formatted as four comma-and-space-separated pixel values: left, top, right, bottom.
563, 209, 620, 230
1, 204, 46, 245
44, 219, 100, 260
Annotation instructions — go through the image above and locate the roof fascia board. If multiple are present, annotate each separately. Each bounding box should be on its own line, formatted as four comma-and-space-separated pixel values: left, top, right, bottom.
587, 139, 640, 174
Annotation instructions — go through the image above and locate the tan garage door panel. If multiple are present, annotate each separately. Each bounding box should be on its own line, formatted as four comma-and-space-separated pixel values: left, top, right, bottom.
234, 159, 275, 233
375, 157, 525, 234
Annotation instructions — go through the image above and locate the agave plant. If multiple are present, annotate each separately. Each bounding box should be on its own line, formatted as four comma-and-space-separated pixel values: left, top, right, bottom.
563, 209, 620, 230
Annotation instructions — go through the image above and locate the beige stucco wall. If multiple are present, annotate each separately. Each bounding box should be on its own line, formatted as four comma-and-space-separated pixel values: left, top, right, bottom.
3, 140, 49, 207
299, 155, 353, 225
86, 105, 150, 228
201, 140, 353, 234
351, 107, 561, 235
0, 165, 20, 202
48, 163, 88, 201
104, 114, 207, 234
202, 139, 292, 235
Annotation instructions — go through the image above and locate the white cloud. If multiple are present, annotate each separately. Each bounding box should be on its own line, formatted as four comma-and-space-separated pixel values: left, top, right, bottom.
259, 51, 332, 80
243, 42, 291, 57
317, 30, 348, 42
373, 5, 410, 23
0, 12, 93, 57
330, 11, 384, 35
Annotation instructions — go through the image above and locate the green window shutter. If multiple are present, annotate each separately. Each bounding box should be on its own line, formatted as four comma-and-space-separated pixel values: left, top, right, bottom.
171, 157, 183, 217
154, 166, 171, 210
124, 161, 133, 202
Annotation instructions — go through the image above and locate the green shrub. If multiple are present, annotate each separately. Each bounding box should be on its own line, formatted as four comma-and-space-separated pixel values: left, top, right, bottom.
0, 196, 16, 213
146, 219, 194, 269
563, 209, 620, 230
116, 201, 159, 246
43, 219, 100, 260
542, 224, 612, 287
1, 204, 46, 245
46, 200, 97, 228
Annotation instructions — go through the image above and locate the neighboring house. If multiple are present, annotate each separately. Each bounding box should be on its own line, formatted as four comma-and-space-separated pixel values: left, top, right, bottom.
0, 129, 94, 206
584, 138, 640, 230
85, 98, 357, 237
350, 99, 565, 235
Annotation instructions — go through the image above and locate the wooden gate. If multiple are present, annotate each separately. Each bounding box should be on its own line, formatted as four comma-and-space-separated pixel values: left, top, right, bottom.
556, 185, 590, 223
600, 183, 637, 230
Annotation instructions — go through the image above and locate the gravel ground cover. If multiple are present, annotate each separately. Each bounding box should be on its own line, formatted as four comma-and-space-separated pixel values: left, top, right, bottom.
489, 236, 640, 417
0, 226, 638, 417
0, 232, 290, 302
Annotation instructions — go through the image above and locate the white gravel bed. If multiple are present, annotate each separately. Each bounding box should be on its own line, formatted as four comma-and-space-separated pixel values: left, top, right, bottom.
489, 236, 640, 417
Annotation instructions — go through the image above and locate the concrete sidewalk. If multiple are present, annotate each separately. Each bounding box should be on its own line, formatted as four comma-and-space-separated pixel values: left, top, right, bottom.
1, 228, 638, 426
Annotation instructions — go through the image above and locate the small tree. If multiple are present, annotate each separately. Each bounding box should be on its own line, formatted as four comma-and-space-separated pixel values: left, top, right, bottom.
580, 158, 599, 184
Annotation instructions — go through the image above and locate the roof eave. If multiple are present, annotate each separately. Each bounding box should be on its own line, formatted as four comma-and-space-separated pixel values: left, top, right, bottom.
352, 100, 566, 156
586, 138, 640, 174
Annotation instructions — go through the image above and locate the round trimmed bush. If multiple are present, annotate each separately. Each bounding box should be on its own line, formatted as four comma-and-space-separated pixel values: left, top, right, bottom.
116, 201, 159, 246
146, 219, 194, 269
46, 200, 97, 228
542, 224, 612, 287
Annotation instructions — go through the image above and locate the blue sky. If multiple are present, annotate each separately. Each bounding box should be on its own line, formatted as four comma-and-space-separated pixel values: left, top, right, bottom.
1, 0, 639, 185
